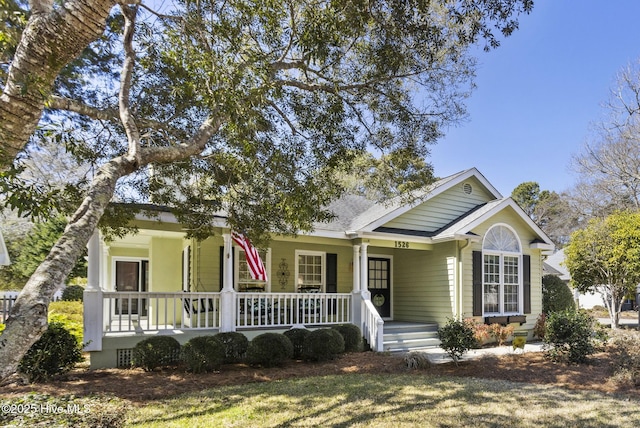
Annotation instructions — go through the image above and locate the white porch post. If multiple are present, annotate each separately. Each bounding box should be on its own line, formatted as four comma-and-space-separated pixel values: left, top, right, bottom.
351, 245, 362, 329
360, 242, 370, 300
220, 233, 236, 332
84, 230, 103, 351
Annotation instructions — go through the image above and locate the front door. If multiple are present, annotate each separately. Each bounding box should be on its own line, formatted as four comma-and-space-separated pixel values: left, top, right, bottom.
115, 260, 148, 316
368, 257, 391, 318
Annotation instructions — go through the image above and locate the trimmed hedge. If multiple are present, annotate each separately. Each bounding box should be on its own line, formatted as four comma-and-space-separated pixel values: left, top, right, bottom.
181, 335, 225, 373
331, 324, 362, 352
17, 321, 83, 383
215, 332, 249, 364
283, 328, 310, 359
61, 285, 85, 302
246, 333, 293, 367
302, 328, 345, 362
132, 336, 181, 371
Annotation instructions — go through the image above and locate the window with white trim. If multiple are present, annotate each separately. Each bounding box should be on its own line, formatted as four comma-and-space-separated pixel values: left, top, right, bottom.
234, 247, 270, 292
295, 250, 325, 291
483, 225, 522, 315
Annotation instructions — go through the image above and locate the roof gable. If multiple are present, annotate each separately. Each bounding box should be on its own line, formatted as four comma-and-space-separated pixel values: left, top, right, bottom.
345, 168, 502, 233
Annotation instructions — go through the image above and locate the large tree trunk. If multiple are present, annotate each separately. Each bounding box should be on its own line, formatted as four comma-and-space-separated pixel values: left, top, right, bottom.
0, 0, 116, 167
0, 156, 135, 380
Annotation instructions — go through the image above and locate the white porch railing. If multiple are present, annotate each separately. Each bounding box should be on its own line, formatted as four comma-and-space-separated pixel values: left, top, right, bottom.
236, 292, 351, 328
103, 292, 221, 333
362, 298, 384, 352
100, 291, 352, 333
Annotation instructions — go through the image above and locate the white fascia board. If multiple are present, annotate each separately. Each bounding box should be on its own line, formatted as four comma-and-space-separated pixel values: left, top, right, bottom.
357, 230, 434, 244
361, 168, 502, 232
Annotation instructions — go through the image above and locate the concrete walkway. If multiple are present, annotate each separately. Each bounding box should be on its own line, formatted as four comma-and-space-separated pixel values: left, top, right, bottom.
419, 341, 546, 364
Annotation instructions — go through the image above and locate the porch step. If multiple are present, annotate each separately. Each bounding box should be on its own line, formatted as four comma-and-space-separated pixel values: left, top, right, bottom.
382, 322, 440, 353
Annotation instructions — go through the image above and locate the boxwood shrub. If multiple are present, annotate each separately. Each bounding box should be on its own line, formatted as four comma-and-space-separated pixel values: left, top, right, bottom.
331, 324, 363, 352
215, 332, 249, 364
283, 328, 310, 359
181, 335, 225, 373
61, 285, 85, 302
17, 321, 83, 383
246, 333, 293, 367
132, 336, 181, 371
302, 328, 345, 362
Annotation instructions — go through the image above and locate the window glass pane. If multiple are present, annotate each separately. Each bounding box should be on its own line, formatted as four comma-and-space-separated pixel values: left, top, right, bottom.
297, 253, 323, 289
484, 283, 499, 313
483, 226, 520, 252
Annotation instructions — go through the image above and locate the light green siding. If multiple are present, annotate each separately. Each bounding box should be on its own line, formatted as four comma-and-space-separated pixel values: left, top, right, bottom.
383, 177, 494, 232
393, 241, 457, 324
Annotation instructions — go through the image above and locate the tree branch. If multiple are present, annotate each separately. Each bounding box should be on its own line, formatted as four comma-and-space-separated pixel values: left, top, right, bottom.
119, 4, 141, 166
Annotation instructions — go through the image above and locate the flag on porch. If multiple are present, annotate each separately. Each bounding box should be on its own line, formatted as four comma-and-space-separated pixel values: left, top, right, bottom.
232, 232, 268, 282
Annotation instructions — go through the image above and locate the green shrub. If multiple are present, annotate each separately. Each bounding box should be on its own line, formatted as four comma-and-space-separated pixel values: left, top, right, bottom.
542, 275, 575, 314
48, 301, 83, 345
283, 328, 310, 359
215, 332, 249, 363
132, 336, 181, 371
181, 335, 225, 373
437, 318, 475, 365
0, 323, 4, 334
332, 324, 363, 352
246, 333, 293, 367
17, 321, 83, 382
544, 310, 599, 363
302, 328, 345, 362
61, 284, 85, 302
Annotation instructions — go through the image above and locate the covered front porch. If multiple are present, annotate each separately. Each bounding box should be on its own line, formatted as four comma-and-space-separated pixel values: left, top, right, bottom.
83, 233, 390, 367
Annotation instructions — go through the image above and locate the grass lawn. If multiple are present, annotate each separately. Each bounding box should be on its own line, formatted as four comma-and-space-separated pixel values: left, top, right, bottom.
123, 373, 639, 428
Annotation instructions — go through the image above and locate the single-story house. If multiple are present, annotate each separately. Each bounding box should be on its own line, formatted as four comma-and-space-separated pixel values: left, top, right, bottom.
83, 168, 555, 368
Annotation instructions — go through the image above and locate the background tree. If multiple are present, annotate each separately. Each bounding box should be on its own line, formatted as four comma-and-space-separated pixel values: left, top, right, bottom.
0, 0, 534, 380
564, 210, 640, 328
511, 181, 577, 246
570, 60, 640, 218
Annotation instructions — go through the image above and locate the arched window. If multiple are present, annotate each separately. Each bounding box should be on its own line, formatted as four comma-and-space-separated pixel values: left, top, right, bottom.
482, 225, 522, 314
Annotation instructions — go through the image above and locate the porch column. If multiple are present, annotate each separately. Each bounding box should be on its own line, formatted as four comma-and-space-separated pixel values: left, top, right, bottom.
360, 243, 370, 300
220, 233, 236, 332
84, 230, 103, 352
351, 245, 362, 330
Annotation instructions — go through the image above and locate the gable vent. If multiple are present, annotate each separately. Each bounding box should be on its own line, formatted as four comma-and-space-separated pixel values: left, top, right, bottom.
462, 183, 473, 195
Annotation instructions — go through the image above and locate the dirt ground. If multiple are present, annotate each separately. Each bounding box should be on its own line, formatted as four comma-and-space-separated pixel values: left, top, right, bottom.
1, 347, 637, 403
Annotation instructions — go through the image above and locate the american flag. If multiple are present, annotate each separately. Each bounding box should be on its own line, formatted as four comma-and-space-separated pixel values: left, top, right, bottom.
232, 232, 268, 282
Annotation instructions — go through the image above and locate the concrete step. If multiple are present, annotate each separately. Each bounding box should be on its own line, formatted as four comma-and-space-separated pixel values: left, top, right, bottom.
382, 322, 440, 353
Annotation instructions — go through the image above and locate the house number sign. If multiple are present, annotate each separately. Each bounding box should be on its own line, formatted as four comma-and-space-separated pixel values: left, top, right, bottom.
394, 241, 410, 249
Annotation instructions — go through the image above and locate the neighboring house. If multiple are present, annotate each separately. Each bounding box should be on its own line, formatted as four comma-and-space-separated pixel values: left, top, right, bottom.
543, 249, 602, 309
84, 168, 555, 368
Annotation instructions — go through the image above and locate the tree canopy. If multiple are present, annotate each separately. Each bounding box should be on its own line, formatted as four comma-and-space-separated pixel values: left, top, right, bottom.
564, 210, 640, 328
0, 0, 533, 379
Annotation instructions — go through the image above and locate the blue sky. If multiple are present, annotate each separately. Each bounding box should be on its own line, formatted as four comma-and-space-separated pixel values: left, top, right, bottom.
430, 1, 640, 196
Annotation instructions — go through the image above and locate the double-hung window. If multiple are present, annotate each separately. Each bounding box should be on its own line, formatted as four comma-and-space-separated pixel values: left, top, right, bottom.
295, 250, 325, 292
483, 225, 522, 315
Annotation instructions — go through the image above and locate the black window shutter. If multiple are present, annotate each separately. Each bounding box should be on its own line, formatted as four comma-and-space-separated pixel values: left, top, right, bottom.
472, 251, 483, 316
326, 253, 338, 293
523, 255, 531, 314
